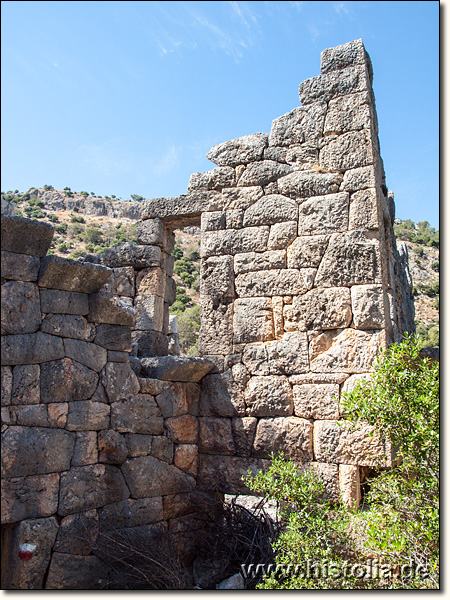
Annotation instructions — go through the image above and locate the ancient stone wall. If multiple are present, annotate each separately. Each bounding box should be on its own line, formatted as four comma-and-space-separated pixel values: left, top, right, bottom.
1, 39, 415, 589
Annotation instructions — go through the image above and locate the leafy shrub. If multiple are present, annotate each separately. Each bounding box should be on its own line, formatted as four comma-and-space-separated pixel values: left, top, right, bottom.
177, 304, 201, 354
70, 215, 85, 224
431, 261, 439, 272
55, 222, 68, 234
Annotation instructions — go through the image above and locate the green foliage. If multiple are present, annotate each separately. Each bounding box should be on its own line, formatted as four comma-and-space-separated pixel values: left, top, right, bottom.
394, 220, 439, 248
82, 226, 104, 245
172, 245, 184, 260
70, 215, 85, 224
413, 246, 424, 257
55, 222, 68, 234
416, 280, 439, 297
431, 261, 439, 272
46, 213, 59, 223
416, 322, 439, 348
43, 184, 54, 191
23, 205, 46, 219
57, 242, 69, 253
69, 248, 87, 260
80, 191, 89, 197
131, 194, 144, 202
174, 252, 200, 289
176, 304, 201, 355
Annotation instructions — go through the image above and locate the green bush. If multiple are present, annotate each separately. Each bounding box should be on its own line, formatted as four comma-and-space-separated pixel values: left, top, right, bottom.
55, 222, 68, 234
176, 304, 201, 355
70, 215, 85, 224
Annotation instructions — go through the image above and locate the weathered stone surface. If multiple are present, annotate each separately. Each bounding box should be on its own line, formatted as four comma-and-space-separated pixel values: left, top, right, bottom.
231, 417, 257, 457
201, 226, 269, 257
319, 129, 374, 171
340, 165, 380, 193
154, 383, 187, 418
122, 455, 195, 498
324, 91, 372, 135
140, 355, 215, 382
341, 373, 372, 395
98, 430, 128, 464
201, 210, 226, 231
135, 218, 166, 247
174, 444, 198, 475
138, 377, 170, 395
132, 329, 169, 357
293, 383, 340, 419
321, 39, 369, 74
216, 573, 245, 590
206, 133, 268, 167
1, 473, 60, 524
285, 143, 319, 171
266, 332, 310, 375
1, 281, 41, 334
297, 192, 349, 235
351, 284, 385, 329
339, 464, 361, 509
267, 221, 297, 250
125, 433, 174, 462
287, 234, 329, 268
264, 146, 287, 163
101, 361, 140, 402
237, 160, 292, 187
11, 364, 40, 405
111, 396, 163, 434
166, 414, 198, 444
1, 427, 74, 477
2, 516, 59, 590
59, 464, 129, 515
199, 297, 234, 355
40, 358, 98, 403
98, 497, 163, 530
53, 510, 99, 556
349, 188, 380, 230
199, 364, 248, 417
40, 289, 89, 315
245, 375, 293, 417
314, 420, 390, 466
242, 194, 298, 227
1, 332, 65, 366
71, 431, 98, 466
235, 268, 315, 297
309, 328, 386, 373
94, 323, 131, 351
142, 192, 223, 223
300, 462, 340, 501
1, 215, 54, 257
315, 231, 380, 287
11, 404, 48, 427
278, 171, 342, 199
1, 251, 40, 282
197, 455, 267, 494
222, 186, 264, 210
40, 314, 95, 341
66, 400, 110, 431
188, 167, 236, 192
253, 417, 313, 461
99, 242, 162, 269
135, 266, 165, 297
201, 255, 235, 299
269, 102, 327, 146
88, 293, 136, 326
63, 338, 107, 373
225, 209, 244, 229
134, 294, 164, 331
284, 287, 352, 331
233, 298, 274, 344
289, 373, 349, 385
298, 64, 370, 106
101, 266, 135, 297
38, 255, 111, 293
199, 417, 234, 455
234, 250, 286, 274
1, 365, 13, 406
45, 553, 110, 589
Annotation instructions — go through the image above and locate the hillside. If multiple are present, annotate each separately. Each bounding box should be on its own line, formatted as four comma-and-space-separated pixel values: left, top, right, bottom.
1, 188, 439, 351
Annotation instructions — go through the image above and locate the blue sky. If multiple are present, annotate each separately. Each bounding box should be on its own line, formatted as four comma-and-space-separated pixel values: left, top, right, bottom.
1, 1, 439, 228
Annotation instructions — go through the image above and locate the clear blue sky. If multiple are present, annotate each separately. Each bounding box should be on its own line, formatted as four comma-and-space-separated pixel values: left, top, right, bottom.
1, 1, 439, 228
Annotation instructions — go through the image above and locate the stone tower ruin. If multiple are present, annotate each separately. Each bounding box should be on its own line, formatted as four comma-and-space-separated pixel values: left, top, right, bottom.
1, 39, 414, 589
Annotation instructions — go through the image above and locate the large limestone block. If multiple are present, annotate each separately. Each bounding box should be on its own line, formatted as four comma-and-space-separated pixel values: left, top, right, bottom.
242, 194, 298, 227
1, 281, 41, 334
101, 361, 140, 402
232, 417, 257, 457
309, 328, 386, 373
1, 516, 59, 590
287, 234, 329, 268
1, 426, 75, 478
315, 231, 381, 287
222, 186, 264, 210
174, 444, 198, 475
1, 365, 13, 406
134, 294, 164, 331
267, 221, 297, 250
97, 430, 128, 464
99, 242, 161, 269
350, 284, 386, 330
339, 464, 361, 509
267, 332, 310, 375
233, 297, 274, 344
166, 414, 198, 444
253, 417, 313, 461
45, 553, 110, 589
293, 383, 340, 419
40, 289, 89, 315
269, 102, 327, 146
121, 455, 196, 498
298, 64, 370, 106
98, 497, 163, 531
66, 400, 110, 431
63, 338, 107, 373
206, 133, 268, 166
153, 382, 188, 417
201, 210, 226, 231
197, 455, 267, 494
94, 323, 131, 351
199, 417, 235, 455
278, 171, 342, 199
199, 297, 234, 355
88, 293, 136, 326
349, 188, 380, 230
1, 332, 64, 366
140, 355, 214, 382
319, 129, 375, 172
131, 329, 168, 358
11, 364, 40, 405
201, 255, 235, 299
245, 375, 293, 417
135, 267, 164, 297
38, 256, 111, 294
71, 431, 98, 466
324, 91, 372, 135
283, 287, 352, 331
40, 358, 98, 403
59, 464, 129, 515
234, 250, 286, 275
41, 314, 95, 341
1, 251, 40, 282
53, 510, 99, 555
1, 473, 60, 524
199, 365, 248, 417
237, 160, 293, 187
201, 226, 269, 257
285, 143, 319, 171
340, 165, 380, 193
188, 166, 236, 192
235, 268, 315, 297
110, 396, 162, 434
135, 217, 166, 247
1, 215, 54, 257
142, 192, 223, 223
297, 192, 349, 236
300, 462, 340, 501
321, 39, 370, 75
314, 419, 391, 466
